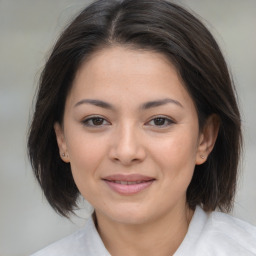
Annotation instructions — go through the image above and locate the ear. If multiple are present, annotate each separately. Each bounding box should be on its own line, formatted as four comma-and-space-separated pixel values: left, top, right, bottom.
54, 122, 70, 163
196, 114, 220, 165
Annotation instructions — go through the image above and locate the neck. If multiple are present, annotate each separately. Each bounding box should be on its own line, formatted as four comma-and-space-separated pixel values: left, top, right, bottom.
95, 204, 194, 256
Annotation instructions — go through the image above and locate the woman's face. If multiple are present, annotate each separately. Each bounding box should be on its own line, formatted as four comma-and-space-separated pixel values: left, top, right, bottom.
55, 46, 209, 225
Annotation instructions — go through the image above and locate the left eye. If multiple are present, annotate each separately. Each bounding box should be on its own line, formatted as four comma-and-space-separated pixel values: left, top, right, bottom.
82, 117, 110, 127
147, 117, 174, 127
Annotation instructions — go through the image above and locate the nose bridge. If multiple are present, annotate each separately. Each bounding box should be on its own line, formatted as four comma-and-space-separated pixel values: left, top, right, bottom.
110, 121, 145, 165
119, 122, 137, 150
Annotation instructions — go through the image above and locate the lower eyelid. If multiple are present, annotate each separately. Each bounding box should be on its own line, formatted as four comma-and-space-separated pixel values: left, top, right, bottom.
146, 117, 175, 126
81, 116, 110, 126
81, 115, 175, 127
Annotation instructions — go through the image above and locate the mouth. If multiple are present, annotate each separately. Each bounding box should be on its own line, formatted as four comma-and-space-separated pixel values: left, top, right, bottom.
102, 174, 155, 195
107, 180, 150, 185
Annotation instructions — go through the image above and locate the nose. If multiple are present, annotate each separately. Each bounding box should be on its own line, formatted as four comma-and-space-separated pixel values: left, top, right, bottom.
108, 123, 146, 166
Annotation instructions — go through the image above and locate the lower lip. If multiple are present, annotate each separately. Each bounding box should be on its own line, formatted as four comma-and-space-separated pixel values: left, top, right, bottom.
104, 180, 154, 195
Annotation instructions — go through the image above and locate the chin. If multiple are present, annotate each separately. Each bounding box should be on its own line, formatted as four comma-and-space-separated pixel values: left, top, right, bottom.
112, 213, 150, 225
101, 204, 157, 225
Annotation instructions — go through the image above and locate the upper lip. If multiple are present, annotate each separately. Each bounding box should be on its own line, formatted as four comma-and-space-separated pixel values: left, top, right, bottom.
103, 174, 155, 182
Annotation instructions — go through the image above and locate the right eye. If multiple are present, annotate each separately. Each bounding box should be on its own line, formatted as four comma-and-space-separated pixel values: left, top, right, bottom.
82, 116, 110, 127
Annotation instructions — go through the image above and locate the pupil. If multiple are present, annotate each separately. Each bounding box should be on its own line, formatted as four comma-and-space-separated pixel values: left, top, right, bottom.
154, 118, 165, 125
93, 118, 103, 125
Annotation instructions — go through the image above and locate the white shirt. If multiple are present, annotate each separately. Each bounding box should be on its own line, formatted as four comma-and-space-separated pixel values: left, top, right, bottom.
31, 206, 256, 256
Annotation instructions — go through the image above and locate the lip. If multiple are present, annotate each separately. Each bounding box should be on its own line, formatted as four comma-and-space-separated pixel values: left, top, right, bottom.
102, 174, 155, 195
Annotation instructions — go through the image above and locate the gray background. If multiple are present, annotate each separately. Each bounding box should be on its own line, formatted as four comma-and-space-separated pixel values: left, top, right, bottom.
0, 0, 255, 255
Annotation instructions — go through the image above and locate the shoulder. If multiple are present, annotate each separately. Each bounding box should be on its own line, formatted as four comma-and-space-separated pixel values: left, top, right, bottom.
30, 229, 87, 256
198, 207, 256, 255
209, 209, 256, 239
175, 206, 256, 256
30, 217, 110, 256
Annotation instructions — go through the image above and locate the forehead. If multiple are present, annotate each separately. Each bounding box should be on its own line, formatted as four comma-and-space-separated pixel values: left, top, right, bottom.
67, 46, 194, 109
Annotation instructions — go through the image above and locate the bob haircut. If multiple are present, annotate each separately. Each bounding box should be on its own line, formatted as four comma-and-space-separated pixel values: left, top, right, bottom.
28, 0, 242, 217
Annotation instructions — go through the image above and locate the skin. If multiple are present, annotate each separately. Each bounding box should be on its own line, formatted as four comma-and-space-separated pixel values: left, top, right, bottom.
55, 46, 219, 256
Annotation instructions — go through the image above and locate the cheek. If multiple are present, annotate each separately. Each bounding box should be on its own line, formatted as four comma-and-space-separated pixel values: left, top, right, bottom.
152, 131, 199, 175
66, 133, 107, 187
67, 128, 102, 163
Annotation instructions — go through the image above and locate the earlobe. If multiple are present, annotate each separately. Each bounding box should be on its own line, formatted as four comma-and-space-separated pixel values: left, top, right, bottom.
196, 114, 220, 165
54, 122, 70, 163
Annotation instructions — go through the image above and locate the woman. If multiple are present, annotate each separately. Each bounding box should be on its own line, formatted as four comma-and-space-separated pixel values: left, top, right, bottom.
28, 0, 256, 255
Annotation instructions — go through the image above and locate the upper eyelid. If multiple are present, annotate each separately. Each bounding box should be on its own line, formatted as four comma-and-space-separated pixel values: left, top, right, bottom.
81, 115, 175, 124
145, 117, 176, 129
82, 114, 109, 120
145, 115, 175, 123
82, 115, 111, 124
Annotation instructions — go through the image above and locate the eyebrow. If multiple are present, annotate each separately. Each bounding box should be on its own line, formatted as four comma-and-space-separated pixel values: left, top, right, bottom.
141, 98, 183, 109
74, 98, 183, 110
74, 99, 114, 109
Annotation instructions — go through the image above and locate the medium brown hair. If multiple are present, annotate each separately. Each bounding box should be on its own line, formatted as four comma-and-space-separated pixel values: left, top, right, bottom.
28, 0, 242, 217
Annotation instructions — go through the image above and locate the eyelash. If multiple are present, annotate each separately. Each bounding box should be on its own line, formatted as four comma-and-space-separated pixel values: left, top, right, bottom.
81, 115, 175, 128
82, 116, 111, 127
146, 116, 175, 127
